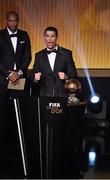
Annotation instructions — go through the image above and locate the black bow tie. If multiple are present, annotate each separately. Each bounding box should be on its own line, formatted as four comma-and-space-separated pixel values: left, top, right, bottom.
9, 33, 18, 38
46, 49, 58, 54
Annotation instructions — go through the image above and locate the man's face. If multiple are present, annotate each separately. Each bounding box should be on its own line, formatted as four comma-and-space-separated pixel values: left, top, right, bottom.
44, 30, 57, 49
6, 14, 19, 32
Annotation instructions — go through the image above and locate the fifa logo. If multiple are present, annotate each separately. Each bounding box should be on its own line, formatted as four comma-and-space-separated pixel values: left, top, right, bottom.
47, 102, 63, 114
49, 103, 60, 107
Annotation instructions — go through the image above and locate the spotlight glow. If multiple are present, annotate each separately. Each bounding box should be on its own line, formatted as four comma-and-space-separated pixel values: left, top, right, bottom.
90, 95, 100, 103
74, 31, 97, 100
88, 151, 96, 165
84, 68, 95, 96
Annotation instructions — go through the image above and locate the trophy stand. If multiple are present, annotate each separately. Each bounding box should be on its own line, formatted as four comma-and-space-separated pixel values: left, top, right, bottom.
68, 93, 80, 105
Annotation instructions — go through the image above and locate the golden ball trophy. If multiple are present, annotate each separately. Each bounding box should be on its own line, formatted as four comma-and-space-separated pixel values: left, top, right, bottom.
65, 79, 83, 106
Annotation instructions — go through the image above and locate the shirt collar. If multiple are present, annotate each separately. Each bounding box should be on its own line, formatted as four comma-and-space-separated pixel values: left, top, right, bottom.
47, 45, 58, 51
7, 28, 17, 35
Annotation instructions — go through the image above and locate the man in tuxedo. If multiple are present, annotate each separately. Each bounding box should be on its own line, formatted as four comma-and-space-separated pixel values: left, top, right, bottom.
32, 27, 79, 178
0, 11, 31, 143
33, 26, 77, 97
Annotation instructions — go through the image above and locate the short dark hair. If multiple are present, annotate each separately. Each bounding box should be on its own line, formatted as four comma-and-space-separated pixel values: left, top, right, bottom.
44, 26, 58, 37
6, 11, 19, 21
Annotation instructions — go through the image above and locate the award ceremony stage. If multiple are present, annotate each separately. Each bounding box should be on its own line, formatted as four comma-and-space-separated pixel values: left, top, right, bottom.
0, 75, 110, 179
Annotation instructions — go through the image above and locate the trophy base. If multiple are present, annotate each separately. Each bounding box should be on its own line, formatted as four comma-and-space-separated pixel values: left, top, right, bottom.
68, 94, 80, 106
68, 94, 87, 106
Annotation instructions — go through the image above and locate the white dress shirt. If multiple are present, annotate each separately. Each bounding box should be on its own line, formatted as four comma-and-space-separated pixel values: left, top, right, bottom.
47, 46, 58, 71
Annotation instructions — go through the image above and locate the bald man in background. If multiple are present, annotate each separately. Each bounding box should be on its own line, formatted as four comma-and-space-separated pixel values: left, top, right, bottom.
0, 11, 31, 150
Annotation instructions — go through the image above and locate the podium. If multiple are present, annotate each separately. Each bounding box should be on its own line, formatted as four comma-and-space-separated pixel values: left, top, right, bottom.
38, 97, 68, 178
7, 95, 86, 178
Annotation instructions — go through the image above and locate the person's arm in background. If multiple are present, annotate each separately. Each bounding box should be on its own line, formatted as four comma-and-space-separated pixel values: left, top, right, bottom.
32, 53, 42, 82
18, 31, 32, 74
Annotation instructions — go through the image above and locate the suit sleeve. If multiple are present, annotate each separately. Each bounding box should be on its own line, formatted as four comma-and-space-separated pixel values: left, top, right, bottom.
32, 53, 41, 73
0, 36, 9, 77
19, 32, 32, 73
0, 63, 9, 77
66, 51, 78, 79
31, 53, 41, 81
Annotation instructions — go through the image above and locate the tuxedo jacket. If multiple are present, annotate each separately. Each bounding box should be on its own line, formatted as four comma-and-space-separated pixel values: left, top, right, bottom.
0, 28, 31, 86
33, 46, 78, 97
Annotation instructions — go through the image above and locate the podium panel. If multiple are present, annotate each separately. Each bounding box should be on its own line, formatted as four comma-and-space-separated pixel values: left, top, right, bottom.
39, 97, 68, 178
6, 96, 86, 178
18, 96, 41, 178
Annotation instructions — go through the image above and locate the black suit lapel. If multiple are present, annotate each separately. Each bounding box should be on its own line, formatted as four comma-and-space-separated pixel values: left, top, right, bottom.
43, 49, 54, 73
16, 30, 22, 54
53, 47, 62, 73
4, 29, 15, 54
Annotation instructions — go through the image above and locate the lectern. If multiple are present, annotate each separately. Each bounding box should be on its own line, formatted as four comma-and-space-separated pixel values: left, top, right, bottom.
37, 97, 86, 178
8, 95, 86, 178
38, 97, 68, 178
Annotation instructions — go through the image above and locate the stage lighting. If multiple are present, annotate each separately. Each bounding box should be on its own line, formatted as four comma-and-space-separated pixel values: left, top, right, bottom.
85, 140, 101, 166
88, 98, 103, 115
88, 150, 96, 165
90, 95, 100, 104
85, 98, 107, 128
84, 92, 107, 127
